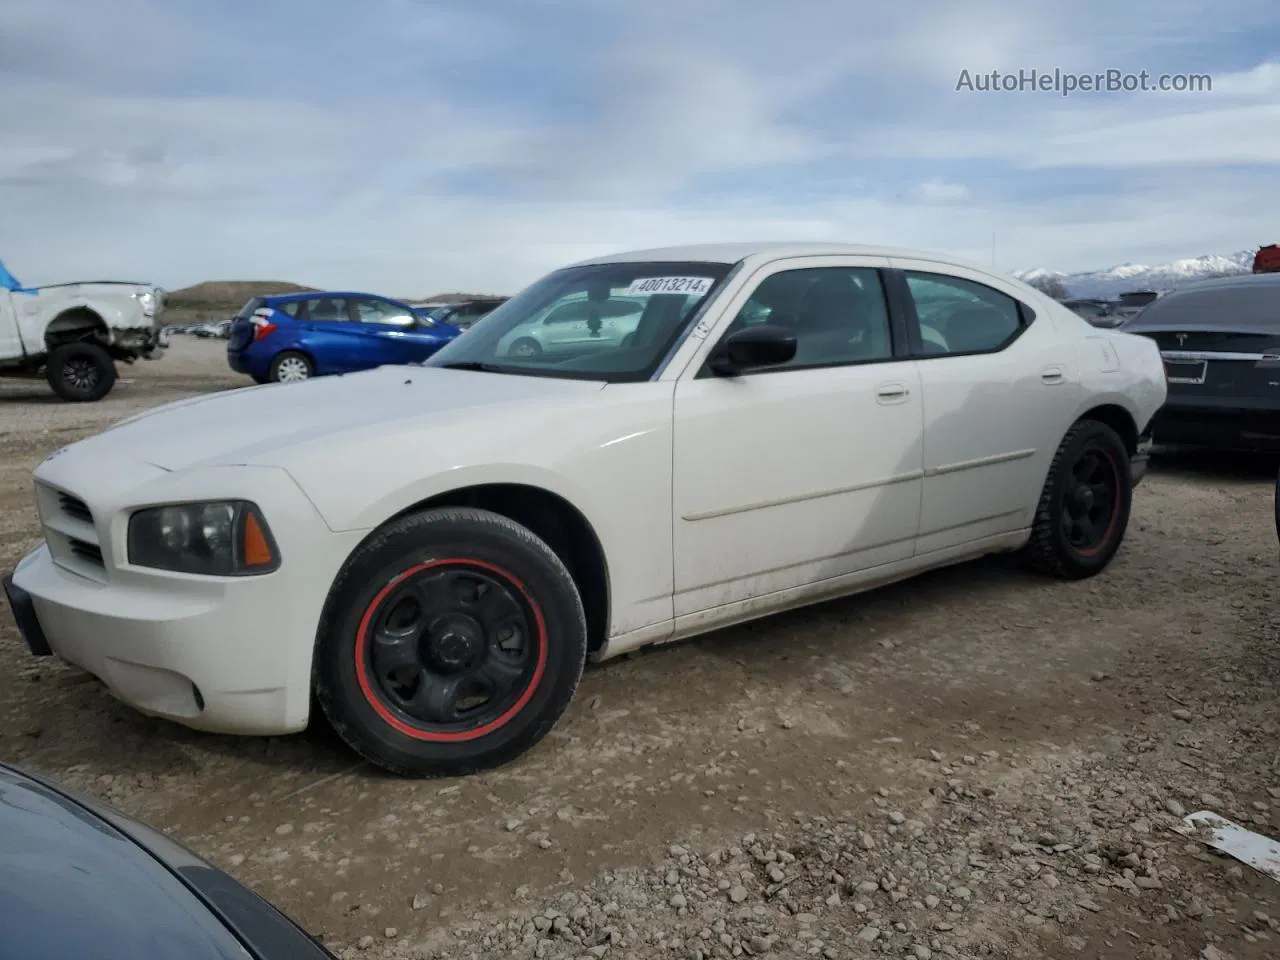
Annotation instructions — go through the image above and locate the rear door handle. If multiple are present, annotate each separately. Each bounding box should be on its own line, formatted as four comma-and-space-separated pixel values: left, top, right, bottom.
1040, 365, 1065, 385
875, 381, 910, 403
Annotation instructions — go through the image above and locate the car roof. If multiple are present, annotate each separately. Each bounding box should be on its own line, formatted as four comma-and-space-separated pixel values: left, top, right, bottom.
1172, 272, 1280, 294
0, 763, 251, 960
564, 241, 1004, 276
263, 291, 405, 304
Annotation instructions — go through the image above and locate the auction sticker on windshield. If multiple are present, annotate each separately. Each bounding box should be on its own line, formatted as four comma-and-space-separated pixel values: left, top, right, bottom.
625, 276, 714, 297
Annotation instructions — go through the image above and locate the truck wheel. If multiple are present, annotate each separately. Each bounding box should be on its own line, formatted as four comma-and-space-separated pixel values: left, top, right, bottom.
47, 342, 117, 402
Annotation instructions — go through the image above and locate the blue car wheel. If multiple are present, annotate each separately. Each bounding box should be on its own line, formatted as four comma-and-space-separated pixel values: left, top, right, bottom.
270, 351, 314, 383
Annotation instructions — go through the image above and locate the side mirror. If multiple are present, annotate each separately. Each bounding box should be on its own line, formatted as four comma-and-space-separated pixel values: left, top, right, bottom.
706, 323, 796, 376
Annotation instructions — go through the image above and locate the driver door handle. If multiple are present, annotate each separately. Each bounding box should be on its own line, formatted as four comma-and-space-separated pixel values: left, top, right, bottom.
875, 382, 910, 404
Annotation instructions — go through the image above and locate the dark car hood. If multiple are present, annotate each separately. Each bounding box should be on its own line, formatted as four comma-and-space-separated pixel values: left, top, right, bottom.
0, 764, 252, 959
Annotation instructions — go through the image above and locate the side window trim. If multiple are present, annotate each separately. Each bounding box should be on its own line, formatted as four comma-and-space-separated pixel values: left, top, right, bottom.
694, 264, 902, 379
888, 267, 1037, 360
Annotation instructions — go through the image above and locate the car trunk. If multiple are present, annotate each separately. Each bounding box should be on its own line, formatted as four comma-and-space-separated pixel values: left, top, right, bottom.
1129, 326, 1280, 403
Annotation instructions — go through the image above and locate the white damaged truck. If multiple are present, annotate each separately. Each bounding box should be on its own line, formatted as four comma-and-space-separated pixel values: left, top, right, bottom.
0, 258, 169, 401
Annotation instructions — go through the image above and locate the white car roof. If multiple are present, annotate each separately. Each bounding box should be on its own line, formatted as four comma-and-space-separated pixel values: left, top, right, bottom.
565, 241, 1004, 277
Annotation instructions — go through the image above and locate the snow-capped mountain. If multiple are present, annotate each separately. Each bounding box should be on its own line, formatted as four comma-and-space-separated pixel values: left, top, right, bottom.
1013, 251, 1256, 299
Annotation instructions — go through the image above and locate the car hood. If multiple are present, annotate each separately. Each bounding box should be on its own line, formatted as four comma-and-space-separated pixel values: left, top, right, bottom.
72, 365, 606, 472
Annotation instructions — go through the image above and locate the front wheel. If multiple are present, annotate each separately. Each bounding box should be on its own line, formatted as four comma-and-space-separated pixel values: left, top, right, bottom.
313, 506, 588, 777
1021, 419, 1132, 579
46, 342, 117, 402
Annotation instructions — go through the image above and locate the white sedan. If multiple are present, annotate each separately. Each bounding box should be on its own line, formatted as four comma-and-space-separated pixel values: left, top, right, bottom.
4, 243, 1167, 776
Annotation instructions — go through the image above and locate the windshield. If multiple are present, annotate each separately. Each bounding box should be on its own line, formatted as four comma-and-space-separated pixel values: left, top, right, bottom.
424, 260, 734, 382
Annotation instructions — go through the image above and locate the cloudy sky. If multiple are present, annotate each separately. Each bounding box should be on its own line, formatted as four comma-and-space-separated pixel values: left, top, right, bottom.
2, 0, 1279, 296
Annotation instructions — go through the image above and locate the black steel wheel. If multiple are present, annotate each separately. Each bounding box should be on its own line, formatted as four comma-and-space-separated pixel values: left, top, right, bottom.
46, 342, 117, 402
1022, 418, 1132, 579
314, 506, 587, 777
359, 561, 542, 734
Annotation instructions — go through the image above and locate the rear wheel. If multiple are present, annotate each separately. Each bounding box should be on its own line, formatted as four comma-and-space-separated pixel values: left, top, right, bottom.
508, 337, 541, 359
313, 506, 588, 777
269, 351, 313, 383
46, 342, 117, 402
1022, 419, 1131, 579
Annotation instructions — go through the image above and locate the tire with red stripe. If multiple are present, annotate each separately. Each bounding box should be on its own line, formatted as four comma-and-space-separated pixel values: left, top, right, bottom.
1021, 418, 1132, 580
314, 506, 588, 776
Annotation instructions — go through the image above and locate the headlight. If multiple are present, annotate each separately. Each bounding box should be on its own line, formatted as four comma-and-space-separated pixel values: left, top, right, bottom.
134, 290, 157, 316
127, 500, 280, 576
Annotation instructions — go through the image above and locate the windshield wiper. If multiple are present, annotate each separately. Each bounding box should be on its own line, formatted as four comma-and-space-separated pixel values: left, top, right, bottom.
432, 361, 503, 372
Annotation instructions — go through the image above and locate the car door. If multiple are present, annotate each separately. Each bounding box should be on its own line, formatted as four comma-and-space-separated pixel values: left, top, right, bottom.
890, 260, 1073, 554
0, 291, 22, 360
670, 257, 925, 618
291, 296, 368, 373
351, 297, 443, 365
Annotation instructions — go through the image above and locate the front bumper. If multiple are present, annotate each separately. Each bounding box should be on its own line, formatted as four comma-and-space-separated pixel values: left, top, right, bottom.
7, 462, 365, 737
9, 543, 313, 734
3, 574, 52, 656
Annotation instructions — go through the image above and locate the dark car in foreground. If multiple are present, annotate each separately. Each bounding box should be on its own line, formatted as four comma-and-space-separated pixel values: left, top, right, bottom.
226, 291, 462, 383
1122, 273, 1280, 451
0, 761, 334, 959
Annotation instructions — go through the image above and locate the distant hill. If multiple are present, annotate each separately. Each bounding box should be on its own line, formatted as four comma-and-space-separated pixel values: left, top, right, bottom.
162, 280, 318, 326
1013, 251, 1255, 299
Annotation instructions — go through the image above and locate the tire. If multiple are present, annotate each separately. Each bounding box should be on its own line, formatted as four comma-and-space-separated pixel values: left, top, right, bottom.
313, 506, 588, 777
1274, 466, 1280, 550
508, 337, 542, 359
269, 351, 313, 383
46, 342, 117, 402
1022, 418, 1132, 580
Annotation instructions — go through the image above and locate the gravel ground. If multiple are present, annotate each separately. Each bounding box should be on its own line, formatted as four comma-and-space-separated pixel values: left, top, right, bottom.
1, 337, 1279, 960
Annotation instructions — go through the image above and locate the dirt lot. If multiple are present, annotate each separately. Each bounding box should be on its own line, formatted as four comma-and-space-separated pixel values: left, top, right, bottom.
2, 337, 1279, 960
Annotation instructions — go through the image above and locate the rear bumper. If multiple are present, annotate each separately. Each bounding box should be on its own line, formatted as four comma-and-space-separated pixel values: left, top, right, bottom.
226, 347, 265, 378
1128, 427, 1153, 487
1151, 402, 1280, 452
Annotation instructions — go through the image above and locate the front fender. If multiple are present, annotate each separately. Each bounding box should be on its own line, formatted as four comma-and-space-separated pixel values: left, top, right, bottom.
297, 461, 602, 536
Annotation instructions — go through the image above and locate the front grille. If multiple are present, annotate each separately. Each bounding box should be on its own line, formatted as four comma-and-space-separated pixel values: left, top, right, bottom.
58, 492, 93, 525
68, 537, 104, 567
37, 483, 107, 581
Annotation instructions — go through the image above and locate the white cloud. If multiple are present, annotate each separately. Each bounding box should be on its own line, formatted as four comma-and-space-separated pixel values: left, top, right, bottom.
913, 179, 969, 201
1, 0, 1279, 291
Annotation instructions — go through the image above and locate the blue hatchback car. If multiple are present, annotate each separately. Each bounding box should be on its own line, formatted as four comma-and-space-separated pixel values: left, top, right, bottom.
226, 291, 462, 383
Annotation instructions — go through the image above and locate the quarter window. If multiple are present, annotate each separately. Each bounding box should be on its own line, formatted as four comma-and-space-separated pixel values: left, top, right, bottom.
717, 267, 893, 370
903, 272, 1024, 355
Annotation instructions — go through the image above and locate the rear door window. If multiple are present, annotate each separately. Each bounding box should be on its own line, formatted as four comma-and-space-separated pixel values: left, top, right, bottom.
235, 298, 264, 319
296, 297, 353, 322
